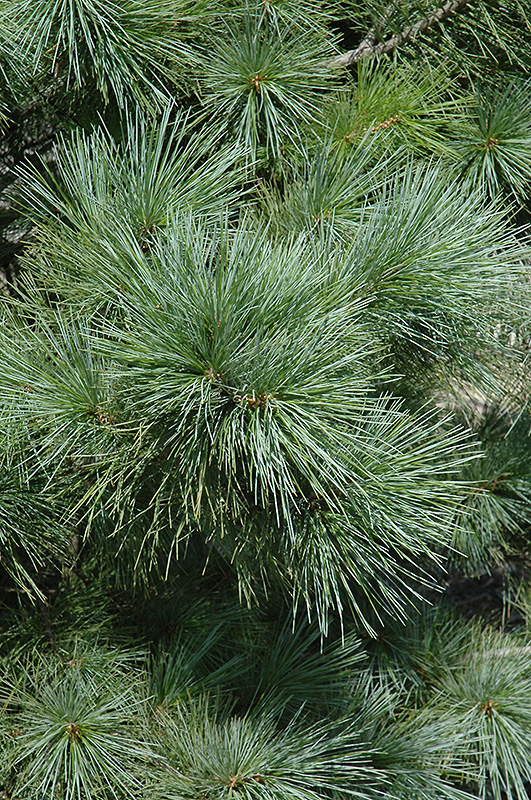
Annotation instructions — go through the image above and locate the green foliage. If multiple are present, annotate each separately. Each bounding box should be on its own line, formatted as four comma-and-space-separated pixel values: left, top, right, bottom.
149, 624, 246, 709
194, 8, 338, 159
255, 137, 394, 238
1, 0, 206, 106
326, 59, 465, 158
17, 105, 249, 240
449, 415, 531, 570
345, 0, 531, 76
1, 210, 490, 629
0, 462, 66, 597
329, 163, 524, 366
2, 651, 153, 800
450, 79, 531, 200
432, 628, 531, 800
154, 698, 383, 800
3, 1, 531, 799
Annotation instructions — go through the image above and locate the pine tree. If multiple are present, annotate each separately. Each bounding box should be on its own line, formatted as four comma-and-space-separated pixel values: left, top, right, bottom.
2, 2, 531, 799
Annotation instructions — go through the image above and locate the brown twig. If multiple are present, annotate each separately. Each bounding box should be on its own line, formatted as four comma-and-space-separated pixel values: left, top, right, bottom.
330, 0, 469, 67
338, 3, 397, 64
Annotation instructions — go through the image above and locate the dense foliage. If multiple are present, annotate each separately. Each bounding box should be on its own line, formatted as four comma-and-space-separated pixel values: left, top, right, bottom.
2, 1, 531, 798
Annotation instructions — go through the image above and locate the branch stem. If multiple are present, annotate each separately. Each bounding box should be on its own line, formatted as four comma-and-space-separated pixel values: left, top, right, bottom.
331, 1, 469, 67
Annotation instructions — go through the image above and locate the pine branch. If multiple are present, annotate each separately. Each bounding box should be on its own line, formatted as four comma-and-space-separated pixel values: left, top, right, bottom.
349, 4, 397, 62
331, 1, 469, 67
